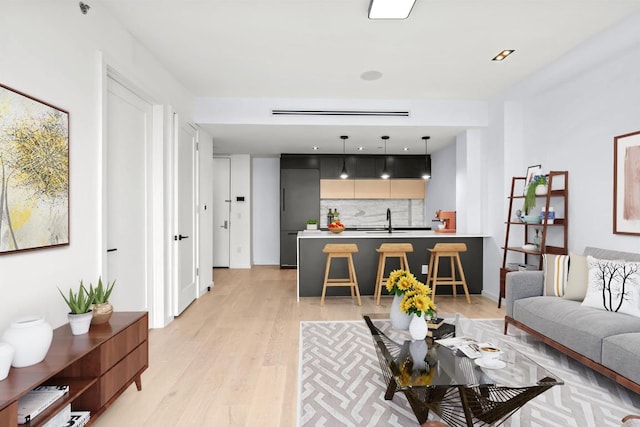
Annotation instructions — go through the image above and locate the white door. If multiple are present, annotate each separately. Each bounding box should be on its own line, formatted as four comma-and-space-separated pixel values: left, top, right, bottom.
174, 120, 198, 315
212, 157, 231, 267
106, 77, 151, 312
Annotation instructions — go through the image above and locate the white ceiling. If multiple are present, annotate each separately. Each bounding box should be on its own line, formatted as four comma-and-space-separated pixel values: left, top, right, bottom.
100, 0, 640, 155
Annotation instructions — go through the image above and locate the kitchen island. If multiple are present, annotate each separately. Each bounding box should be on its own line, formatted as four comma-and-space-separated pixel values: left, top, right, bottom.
296, 230, 487, 300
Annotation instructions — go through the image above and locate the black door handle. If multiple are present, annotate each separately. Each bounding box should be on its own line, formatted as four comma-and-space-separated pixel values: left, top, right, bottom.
107, 248, 118, 252
174, 235, 189, 241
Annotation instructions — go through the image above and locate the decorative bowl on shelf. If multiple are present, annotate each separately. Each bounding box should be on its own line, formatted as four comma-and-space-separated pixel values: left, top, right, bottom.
329, 227, 345, 234
521, 244, 537, 251
523, 215, 541, 224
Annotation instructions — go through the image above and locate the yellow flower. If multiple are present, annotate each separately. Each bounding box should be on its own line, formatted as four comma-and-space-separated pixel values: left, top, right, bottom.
397, 276, 414, 291
413, 295, 433, 313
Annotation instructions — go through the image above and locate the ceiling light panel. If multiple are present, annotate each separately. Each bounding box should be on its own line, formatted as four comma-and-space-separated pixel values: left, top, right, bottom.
368, 0, 416, 19
492, 50, 515, 61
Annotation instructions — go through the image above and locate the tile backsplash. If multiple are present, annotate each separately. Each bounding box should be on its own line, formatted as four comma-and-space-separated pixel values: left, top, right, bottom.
320, 199, 425, 228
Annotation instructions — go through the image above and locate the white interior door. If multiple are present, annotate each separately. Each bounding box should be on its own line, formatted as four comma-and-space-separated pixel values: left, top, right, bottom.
106, 77, 150, 312
213, 157, 231, 267
174, 121, 198, 315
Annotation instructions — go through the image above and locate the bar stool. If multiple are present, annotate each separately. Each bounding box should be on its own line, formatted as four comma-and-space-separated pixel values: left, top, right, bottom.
373, 243, 414, 305
426, 243, 471, 304
321, 243, 362, 306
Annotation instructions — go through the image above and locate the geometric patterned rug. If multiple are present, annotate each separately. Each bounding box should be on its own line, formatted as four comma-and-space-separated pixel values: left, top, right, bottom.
298, 317, 640, 427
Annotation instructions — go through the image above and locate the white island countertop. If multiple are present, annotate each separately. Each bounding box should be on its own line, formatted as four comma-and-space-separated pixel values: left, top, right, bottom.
298, 230, 488, 239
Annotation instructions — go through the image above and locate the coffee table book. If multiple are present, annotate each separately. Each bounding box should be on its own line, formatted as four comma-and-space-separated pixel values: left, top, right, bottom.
427, 317, 445, 329
17, 385, 69, 424
65, 411, 90, 427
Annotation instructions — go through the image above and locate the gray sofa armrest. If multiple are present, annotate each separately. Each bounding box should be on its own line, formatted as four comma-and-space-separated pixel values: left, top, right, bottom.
505, 270, 544, 317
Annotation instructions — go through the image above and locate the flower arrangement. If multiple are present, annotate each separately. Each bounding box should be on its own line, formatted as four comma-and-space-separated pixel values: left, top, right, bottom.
524, 174, 548, 214
386, 269, 437, 319
386, 269, 418, 296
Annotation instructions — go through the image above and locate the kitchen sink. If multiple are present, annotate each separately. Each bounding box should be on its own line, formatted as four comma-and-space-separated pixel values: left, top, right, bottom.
365, 230, 406, 234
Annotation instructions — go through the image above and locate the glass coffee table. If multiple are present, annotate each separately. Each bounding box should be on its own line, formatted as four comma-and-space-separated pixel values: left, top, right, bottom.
363, 315, 563, 427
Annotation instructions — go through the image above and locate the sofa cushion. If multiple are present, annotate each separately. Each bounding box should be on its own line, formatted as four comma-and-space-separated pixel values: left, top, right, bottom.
582, 256, 640, 317
543, 254, 569, 297
512, 296, 640, 362
602, 333, 640, 385
583, 247, 640, 262
563, 253, 588, 301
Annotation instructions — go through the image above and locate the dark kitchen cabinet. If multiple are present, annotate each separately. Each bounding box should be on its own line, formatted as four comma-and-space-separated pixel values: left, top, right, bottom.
320, 156, 357, 179
280, 168, 320, 267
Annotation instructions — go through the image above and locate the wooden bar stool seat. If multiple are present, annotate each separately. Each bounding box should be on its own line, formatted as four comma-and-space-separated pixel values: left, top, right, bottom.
426, 243, 471, 304
374, 243, 414, 305
321, 243, 361, 306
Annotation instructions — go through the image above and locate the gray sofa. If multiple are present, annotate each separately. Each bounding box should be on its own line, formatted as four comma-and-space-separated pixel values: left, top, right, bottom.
504, 246, 640, 394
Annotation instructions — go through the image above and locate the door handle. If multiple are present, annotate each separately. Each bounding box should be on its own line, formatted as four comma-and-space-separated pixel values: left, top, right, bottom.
107, 248, 118, 253
174, 234, 189, 241
282, 188, 286, 211
219, 220, 228, 229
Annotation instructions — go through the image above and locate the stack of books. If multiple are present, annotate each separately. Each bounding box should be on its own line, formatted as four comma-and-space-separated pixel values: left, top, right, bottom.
17, 385, 90, 426
426, 318, 455, 339
17, 385, 69, 424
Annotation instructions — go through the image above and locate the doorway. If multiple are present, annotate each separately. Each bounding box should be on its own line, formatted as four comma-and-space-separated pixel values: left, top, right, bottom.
213, 157, 231, 267
105, 75, 152, 313
174, 120, 199, 315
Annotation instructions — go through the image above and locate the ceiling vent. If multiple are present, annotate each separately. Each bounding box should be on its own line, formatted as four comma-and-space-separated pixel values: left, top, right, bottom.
271, 109, 410, 117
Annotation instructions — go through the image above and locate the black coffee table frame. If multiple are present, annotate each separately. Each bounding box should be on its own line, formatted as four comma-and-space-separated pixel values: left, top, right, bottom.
363, 316, 560, 427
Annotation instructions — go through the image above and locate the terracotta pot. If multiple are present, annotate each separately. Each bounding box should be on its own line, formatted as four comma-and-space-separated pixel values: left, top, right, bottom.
91, 303, 113, 325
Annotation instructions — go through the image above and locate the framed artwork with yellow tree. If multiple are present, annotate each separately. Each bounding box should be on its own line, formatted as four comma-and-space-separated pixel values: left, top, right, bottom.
0, 83, 69, 254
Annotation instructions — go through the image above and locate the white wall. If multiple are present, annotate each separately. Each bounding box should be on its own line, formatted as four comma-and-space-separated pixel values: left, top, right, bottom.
252, 157, 280, 265
229, 155, 252, 268
481, 10, 640, 301
425, 143, 457, 223
0, 2, 195, 330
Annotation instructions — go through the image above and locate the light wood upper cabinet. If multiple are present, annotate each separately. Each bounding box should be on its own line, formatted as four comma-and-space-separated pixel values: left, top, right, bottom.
390, 179, 426, 199
354, 179, 390, 199
320, 179, 355, 198
321, 178, 425, 199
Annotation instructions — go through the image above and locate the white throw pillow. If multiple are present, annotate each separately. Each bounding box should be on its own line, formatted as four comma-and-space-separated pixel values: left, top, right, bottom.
543, 254, 569, 297
581, 256, 640, 317
563, 253, 589, 301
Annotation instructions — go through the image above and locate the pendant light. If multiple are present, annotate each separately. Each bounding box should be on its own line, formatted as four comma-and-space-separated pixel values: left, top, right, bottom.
422, 136, 431, 179
381, 136, 390, 179
339, 135, 349, 179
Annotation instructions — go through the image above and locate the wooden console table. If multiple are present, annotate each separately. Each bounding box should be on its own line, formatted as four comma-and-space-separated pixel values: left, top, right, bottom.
0, 312, 148, 426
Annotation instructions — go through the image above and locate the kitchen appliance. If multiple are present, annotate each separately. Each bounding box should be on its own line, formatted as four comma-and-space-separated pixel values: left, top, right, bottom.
434, 210, 456, 233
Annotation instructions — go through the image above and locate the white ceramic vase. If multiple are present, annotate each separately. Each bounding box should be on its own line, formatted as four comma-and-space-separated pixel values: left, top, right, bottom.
409, 313, 429, 341
68, 311, 93, 335
1, 315, 53, 368
0, 342, 14, 380
389, 294, 410, 330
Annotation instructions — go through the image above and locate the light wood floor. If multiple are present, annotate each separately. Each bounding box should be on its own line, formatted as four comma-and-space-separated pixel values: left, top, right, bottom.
93, 266, 505, 427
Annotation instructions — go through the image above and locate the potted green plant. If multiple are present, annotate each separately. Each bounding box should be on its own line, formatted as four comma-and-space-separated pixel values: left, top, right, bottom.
89, 277, 115, 325
523, 175, 548, 215
58, 281, 95, 335
306, 219, 318, 231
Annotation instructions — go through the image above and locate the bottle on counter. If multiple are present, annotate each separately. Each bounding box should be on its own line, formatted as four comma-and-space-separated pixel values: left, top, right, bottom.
333, 209, 340, 222
327, 209, 334, 227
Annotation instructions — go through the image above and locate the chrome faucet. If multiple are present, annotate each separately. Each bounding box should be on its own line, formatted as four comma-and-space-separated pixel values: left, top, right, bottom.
386, 208, 392, 233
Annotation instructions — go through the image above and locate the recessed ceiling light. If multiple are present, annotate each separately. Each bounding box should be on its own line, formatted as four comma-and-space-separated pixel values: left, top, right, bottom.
312, 146, 319, 150
402, 147, 409, 151
357, 146, 364, 151
492, 49, 515, 61
360, 70, 383, 81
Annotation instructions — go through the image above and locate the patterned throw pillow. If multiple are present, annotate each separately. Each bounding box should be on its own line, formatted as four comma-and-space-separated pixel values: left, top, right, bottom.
543, 254, 569, 297
563, 253, 589, 301
581, 256, 640, 317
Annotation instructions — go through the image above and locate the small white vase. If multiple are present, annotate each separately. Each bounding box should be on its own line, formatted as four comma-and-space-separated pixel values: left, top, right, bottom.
389, 294, 411, 330
68, 311, 93, 335
409, 313, 429, 340
0, 342, 14, 380
1, 315, 53, 368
